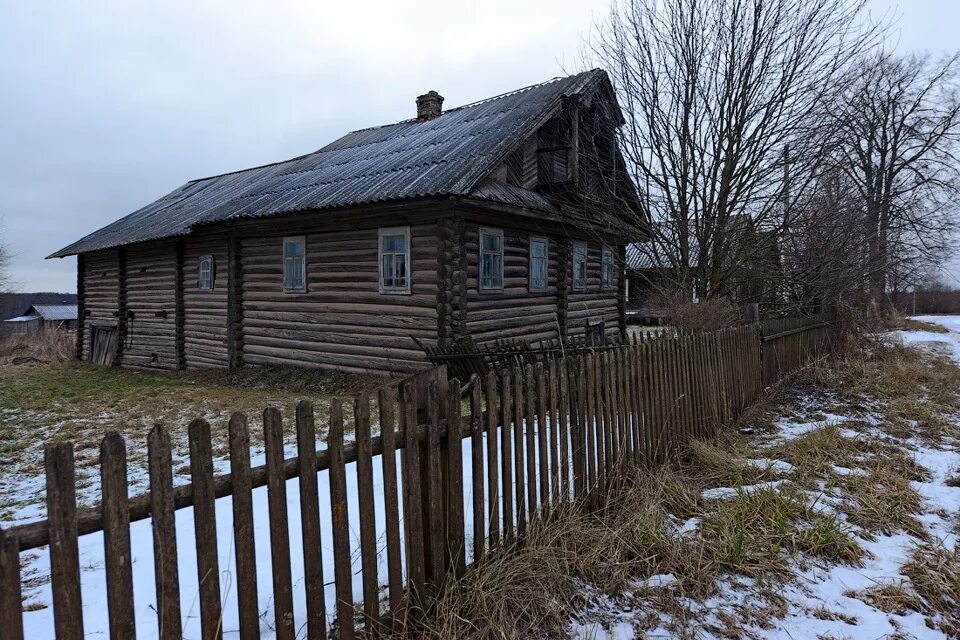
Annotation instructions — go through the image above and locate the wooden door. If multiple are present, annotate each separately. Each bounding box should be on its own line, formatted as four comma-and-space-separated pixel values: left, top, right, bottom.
89, 326, 117, 365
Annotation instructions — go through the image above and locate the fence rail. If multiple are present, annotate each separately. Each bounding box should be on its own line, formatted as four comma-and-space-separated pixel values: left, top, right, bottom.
0, 317, 836, 640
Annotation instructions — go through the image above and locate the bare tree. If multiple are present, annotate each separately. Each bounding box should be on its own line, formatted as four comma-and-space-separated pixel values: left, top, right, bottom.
588, 0, 878, 298
831, 51, 960, 312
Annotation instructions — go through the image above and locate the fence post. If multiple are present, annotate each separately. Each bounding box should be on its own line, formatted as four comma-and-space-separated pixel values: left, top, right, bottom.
378, 389, 404, 630
45, 442, 83, 640
263, 409, 295, 640
499, 371, 515, 546
0, 528, 24, 640
148, 425, 181, 640
327, 400, 355, 640
485, 372, 501, 550
355, 392, 381, 634
228, 413, 261, 640
188, 419, 223, 640
295, 401, 326, 640
100, 432, 135, 640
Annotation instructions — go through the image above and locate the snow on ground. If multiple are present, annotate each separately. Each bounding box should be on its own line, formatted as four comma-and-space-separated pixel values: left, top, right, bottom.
572, 315, 960, 639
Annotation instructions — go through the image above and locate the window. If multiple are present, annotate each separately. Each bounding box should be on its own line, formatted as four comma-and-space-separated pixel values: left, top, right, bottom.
601, 247, 615, 288
479, 228, 504, 291
529, 237, 548, 292
572, 242, 588, 290
379, 227, 411, 293
197, 255, 214, 290
283, 236, 306, 292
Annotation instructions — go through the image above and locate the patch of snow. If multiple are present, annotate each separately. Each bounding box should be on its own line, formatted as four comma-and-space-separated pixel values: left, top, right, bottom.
700, 480, 789, 501
640, 573, 677, 589
743, 458, 796, 474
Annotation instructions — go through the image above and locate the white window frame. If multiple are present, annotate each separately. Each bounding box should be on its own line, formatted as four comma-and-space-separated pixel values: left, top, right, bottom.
378, 226, 412, 294
572, 242, 588, 291
197, 255, 214, 291
601, 246, 615, 289
529, 236, 549, 292
282, 235, 306, 293
479, 227, 504, 292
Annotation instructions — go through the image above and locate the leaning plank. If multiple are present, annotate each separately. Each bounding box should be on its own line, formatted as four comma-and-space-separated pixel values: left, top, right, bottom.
329, 400, 355, 640
189, 419, 224, 640
378, 389, 404, 629
0, 527, 25, 640
296, 401, 326, 640
46, 442, 83, 640
446, 379, 466, 577
470, 376, 485, 564
148, 425, 181, 640
484, 371, 500, 549
100, 432, 136, 639
228, 413, 261, 640
401, 383, 426, 610
264, 408, 296, 640
355, 392, 381, 633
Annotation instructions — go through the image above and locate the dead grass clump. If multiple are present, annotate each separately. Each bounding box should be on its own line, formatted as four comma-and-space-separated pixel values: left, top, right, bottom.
850, 582, 923, 615
687, 438, 774, 487
896, 318, 951, 334
901, 542, 960, 634
945, 470, 960, 488
663, 293, 742, 331
0, 330, 74, 364
840, 466, 926, 539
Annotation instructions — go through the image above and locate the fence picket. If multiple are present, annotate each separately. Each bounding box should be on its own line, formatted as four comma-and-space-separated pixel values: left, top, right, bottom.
328, 399, 355, 640
188, 419, 223, 640
295, 401, 326, 640
446, 379, 466, 577
0, 528, 23, 640
499, 372, 515, 546
228, 413, 261, 640
46, 442, 83, 640
148, 425, 181, 640
100, 432, 135, 640
263, 408, 295, 640
401, 383, 426, 609
470, 376, 485, 564
377, 388, 404, 629
485, 372, 500, 549
512, 368, 527, 538
426, 382, 446, 587
355, 392, 380, 634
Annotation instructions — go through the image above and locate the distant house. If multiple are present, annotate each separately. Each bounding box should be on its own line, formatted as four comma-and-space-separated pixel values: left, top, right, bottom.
49, 70, 646, 373
0, 292, 77, 322
1, 304, 77, 335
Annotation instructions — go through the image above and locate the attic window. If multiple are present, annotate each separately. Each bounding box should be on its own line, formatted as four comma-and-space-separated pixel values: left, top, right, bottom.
197, 255, 214, 290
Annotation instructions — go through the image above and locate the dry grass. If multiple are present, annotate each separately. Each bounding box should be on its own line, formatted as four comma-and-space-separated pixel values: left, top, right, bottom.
664, 293, 743, 331
894, 317, 951, 334
849, 582, 923, 616
0, 330, 74, 364
901, 542, 960, 635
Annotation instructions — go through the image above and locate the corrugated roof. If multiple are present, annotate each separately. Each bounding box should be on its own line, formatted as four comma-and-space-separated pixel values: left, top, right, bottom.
50, 70, 609, 258
27, 305, 78, 321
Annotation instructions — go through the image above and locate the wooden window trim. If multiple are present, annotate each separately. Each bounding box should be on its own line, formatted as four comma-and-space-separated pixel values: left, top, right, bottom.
378, 226, 412, 295
282, 235, 307, 293
601, 245, 615, 290
529, 236, 549, 293
479, 227, 504, 292
572, 242, 588, 291
197, 255, 215, 291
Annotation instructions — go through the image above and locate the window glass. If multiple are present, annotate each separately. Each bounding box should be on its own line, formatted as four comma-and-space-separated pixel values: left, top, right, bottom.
573, 243, 588, 290
530, 238, 548, 291
602, 247, 615, 288
380, 229, 410, 292
198, 256, 213, 290
283, 237, 305, 291
480, 229, 504, 290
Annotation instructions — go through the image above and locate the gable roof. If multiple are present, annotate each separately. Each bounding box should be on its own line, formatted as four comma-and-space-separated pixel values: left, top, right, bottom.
26, 305, 78, 321
50, 70, 621, 259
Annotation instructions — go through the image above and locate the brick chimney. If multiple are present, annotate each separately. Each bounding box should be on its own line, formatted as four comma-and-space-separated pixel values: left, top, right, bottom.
416, 90, 444, 121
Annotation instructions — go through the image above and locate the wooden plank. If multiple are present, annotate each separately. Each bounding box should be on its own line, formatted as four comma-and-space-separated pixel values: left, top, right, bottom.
499, 372, 515, 546
46, 442, 84, 640
354, 392, 380, 633
228, 413, 261, 640
524, 364, 538, 521
188, 419, 224, 640
470, 376, 485, 564
264, 408, 296, 640
536, 362, 550, 509
558, 359, 570, 503
378, 388, 404, 630
571, 357, 587, 501
328, 399, 355, 640
148, 425, 181, 640
547, 360, 560, 508
584, 354, 598, 508
485, 371, 500, 549
446, 379, 466, 577
512, 367, 527, 538
401, 383, 426, 607
295, 401, 326, 640
425, 382, 446, 587
0, 529, 24, 640
100, 432, 136, 640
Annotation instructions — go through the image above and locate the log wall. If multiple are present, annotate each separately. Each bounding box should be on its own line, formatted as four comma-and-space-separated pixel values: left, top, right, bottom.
240, 224, 439, 374
567, 243, 620, 338
183, 236, 230, 369
121, 243, 177, 370
79, 249, 120, 361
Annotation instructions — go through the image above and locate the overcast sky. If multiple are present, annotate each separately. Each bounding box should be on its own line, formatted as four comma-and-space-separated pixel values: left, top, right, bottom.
1, 0, 957, 293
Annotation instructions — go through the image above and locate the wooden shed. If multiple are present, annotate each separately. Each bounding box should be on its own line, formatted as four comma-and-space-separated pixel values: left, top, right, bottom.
50, 70, 646, 374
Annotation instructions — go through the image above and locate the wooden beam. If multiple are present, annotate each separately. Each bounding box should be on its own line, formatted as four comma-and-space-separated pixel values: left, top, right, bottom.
556, 238, 571, 340
114, 248, 127, 366
616, 244, 627, 338
75, 254, 85, 361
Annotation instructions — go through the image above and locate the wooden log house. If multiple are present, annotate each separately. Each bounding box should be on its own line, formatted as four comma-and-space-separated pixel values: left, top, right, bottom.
49, 70, 646, 374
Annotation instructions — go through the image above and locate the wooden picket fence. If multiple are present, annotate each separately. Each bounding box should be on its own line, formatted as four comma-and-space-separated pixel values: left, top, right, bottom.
0, 318, 836, 640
